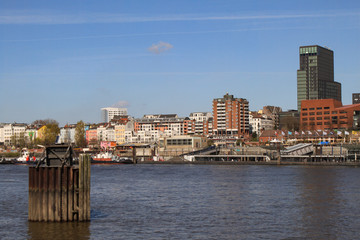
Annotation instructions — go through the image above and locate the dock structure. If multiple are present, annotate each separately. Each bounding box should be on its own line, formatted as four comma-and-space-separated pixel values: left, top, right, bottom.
28, 145, 90, 222
191, 154, 271, 162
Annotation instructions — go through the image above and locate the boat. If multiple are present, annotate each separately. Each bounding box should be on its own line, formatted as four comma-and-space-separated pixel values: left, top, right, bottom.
91, 152, 133, 164
16, 148, 37, 165
0, 157, 16, 164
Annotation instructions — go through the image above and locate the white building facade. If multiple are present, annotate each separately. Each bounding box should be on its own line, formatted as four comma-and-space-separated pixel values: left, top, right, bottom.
101, 107, 128, 122
249, 113, 274, 136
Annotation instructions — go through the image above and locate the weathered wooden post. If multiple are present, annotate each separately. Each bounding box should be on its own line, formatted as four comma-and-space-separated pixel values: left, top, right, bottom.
277, 142, 281, 165
132, 147, 137, 164
28, 145, 90, 222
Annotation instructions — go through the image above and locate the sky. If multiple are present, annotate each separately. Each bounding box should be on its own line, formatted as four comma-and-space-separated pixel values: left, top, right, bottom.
1, 0, 360, 126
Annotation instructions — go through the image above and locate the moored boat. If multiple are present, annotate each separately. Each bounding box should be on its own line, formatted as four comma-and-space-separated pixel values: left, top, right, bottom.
16, 148, 37, 165
91, 152, 133, 164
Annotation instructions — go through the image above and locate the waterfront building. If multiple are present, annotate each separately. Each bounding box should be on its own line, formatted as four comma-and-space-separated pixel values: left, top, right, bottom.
25, 125, 39, 144
159, 135, 208, 151
259, 129, 351, 144
86, 126, 98, 146
96, 123, 115, 142
101, 107, 128, 122
297, 45, 341, 110
0, 124, 4, 144
249, 112, 274, 136
189, 112, 213, 136
353, 93, 360, 104
262, 106, 282, 129
123, 115, 194, 143
115, 124, 126, 144
300, 99, 360, 131
212, 93, 249, 138
58, 124, 76, 144
0, 123, 27, 145
143, 114, 178, 119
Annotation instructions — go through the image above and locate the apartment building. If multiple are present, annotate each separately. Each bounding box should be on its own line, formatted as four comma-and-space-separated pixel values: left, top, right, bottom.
101, 107, 128, 122
249, 112, 274, 136
0, 123, 27, 145
58, 124, 76, 144
212, 93, 249, 138
189, 112, 212, 136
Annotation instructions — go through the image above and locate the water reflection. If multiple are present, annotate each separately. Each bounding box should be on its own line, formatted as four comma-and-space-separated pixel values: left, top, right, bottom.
299, 167, 341, 239
27, 221, 90, 240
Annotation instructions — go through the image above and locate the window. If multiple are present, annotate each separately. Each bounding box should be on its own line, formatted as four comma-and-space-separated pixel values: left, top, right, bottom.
302, 108, 308, 111
302, 113, 308, 116
324, 111, 330, 115
317, 117, 322, 120
324, 107, 330, 109
316, 107, 322, 110
309, 108, 315, 110
309, 112, 315, 115
316, 112, 322, 115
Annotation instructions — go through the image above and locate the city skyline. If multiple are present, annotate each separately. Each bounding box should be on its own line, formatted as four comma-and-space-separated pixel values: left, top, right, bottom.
1, 0, 360, 126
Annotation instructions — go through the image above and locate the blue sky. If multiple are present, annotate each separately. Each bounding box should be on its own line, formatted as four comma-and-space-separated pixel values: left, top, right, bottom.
1, 0, 360, 126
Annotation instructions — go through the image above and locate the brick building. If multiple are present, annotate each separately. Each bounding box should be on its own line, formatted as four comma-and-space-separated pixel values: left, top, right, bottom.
212, 93, 249, 138
300, 99, 360, 130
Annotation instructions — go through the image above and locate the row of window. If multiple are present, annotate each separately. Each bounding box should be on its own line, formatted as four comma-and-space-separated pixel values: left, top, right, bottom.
302, 107, 330, 111
302, 116, 347, 121
303, 121, 348, 126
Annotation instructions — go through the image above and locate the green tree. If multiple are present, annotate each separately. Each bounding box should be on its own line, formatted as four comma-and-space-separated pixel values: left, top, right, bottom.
207, 139, 214, 147
42, 121, 60, 145
75, 120, 87, 147
251, 132, 258, 141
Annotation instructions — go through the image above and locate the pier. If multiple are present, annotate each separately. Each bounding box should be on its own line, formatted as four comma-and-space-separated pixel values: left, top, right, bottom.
28, 145, 90, 222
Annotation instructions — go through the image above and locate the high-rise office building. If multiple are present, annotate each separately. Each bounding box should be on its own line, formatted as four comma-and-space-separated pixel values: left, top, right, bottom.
101, 107, 128, 122
297, 45, 341, 110
212, 93, 249, 137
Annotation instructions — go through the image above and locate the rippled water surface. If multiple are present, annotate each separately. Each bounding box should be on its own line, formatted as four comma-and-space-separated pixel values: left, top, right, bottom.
1, 164, 360, 239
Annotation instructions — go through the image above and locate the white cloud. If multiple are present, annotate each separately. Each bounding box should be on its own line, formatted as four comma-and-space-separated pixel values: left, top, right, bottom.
148, 41, 173, 54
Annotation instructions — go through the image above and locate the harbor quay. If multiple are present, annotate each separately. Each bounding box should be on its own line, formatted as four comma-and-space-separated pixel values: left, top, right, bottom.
1, 143, 360, 166
125, 143, 360, 166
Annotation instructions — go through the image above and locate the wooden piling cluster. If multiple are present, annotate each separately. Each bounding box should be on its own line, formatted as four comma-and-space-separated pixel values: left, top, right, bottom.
28, 154, 90, 222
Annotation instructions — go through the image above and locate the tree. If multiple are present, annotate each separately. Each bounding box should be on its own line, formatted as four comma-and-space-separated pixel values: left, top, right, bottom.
32, 119, 60, 145
38, 122, 59, 145
75, 120, 87, 147
207, 139, 214, 147
251, 132, 258, 141
10, 132, 26, 148
282, 116, 300, 132
32, 119, 58, 126
43, 123, 60, 145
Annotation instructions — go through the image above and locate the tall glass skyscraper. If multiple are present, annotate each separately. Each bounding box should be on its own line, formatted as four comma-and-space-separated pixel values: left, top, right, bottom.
297, 45, 341, 110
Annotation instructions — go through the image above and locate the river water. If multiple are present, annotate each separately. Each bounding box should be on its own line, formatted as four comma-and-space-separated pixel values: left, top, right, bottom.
1, 164, 360, 239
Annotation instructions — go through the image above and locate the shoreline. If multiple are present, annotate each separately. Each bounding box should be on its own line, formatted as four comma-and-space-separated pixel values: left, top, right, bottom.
138, 160, 360, 167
